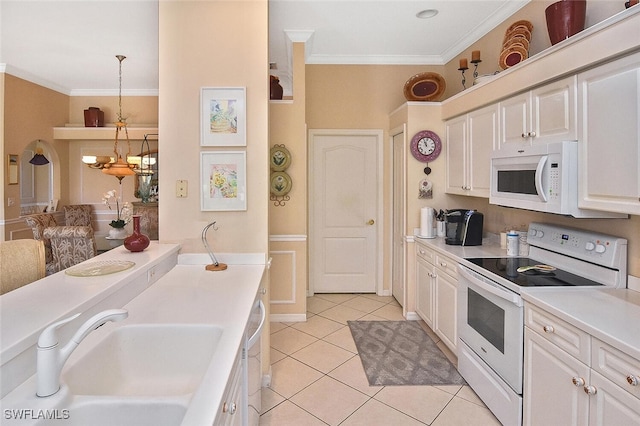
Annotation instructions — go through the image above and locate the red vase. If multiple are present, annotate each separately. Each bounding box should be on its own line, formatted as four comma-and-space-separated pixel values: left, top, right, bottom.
545, 0, 587, 46
124, 215, 150, 252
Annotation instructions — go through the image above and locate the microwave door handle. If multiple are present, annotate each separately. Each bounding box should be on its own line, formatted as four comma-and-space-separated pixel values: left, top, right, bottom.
535, 156, 548, 202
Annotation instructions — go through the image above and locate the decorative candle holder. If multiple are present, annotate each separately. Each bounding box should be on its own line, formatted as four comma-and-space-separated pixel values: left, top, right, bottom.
471, 58, 482, 82
459, 65, 469, 89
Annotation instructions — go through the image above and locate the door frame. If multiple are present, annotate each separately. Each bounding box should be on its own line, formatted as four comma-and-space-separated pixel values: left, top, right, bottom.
390, 124, 407, 308
308, 128, 384, 296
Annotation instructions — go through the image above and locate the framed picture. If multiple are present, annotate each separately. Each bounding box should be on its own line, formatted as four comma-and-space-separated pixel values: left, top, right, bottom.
7, 154, 19, 185
200, 87, 246, 146
201, 151, 247, 211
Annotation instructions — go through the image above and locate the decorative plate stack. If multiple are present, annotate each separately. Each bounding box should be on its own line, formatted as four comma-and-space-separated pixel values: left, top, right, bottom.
499, 20, 533, 70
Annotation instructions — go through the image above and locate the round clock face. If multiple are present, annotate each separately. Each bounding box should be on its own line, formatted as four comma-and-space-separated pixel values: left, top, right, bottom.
410, 130, 441, 162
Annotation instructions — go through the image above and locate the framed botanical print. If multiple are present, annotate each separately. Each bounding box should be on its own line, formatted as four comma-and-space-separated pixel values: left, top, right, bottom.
200, 87, 246, 146
200, 151, 247, 211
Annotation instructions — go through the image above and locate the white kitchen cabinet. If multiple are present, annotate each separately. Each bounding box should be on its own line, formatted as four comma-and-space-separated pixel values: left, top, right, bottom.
523, 304, 640, 426
216, 347, 244, 426
578, 50, 640, 215
499, 76, 577, 152
445, 103, 496, 197
415, 242, 458, 354
416, 245, 435, 329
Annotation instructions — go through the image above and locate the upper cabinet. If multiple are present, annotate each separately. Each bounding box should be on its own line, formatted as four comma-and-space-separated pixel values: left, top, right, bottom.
445, 104, 497, 198
578, 51, 640, 215
498, 76, 577, 153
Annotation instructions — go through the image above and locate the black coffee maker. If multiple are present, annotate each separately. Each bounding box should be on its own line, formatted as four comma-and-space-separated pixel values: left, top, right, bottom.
444, 209, 483, 246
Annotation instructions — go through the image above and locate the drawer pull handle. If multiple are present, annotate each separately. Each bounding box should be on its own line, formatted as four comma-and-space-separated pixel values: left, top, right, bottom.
543, 325, 555, 333
627, 375, 639, 386
572, 377, 585, 387
440, 262, 447, 267
583, 385, 597, 395
223, 402, 237, 414
419, 249, 426, 255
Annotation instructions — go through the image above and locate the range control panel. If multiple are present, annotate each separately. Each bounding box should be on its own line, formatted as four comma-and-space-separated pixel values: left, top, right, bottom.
527, 222, 627, 269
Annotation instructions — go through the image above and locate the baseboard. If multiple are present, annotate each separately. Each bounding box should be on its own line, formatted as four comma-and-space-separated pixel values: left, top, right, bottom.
405, 311, 420, 321
270, 313, 307, 323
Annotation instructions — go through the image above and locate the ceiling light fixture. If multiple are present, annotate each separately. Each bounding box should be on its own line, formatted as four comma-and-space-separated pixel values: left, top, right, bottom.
29, 141, 50, 166
101, 54, 136, 181
416, 9, 439, 19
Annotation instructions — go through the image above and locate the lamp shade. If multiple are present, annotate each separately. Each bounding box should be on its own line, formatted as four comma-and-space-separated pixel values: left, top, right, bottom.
29, 148, 50, 166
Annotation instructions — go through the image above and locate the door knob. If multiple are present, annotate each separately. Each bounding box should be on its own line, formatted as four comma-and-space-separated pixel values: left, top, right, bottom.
367, 219, 375, 225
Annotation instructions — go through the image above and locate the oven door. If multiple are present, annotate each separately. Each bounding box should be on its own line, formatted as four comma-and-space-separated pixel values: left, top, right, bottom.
457, 264, 524, 393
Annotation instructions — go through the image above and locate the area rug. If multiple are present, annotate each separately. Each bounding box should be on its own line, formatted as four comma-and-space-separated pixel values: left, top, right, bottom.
348, 320, 466, 386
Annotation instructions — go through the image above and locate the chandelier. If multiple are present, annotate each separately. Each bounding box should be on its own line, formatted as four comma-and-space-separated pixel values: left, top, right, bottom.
99, 55, 136, 181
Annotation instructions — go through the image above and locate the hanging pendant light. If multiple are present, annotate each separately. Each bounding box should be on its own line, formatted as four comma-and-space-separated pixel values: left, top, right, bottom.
29, 141, 50, 165
102, 55, 136, 181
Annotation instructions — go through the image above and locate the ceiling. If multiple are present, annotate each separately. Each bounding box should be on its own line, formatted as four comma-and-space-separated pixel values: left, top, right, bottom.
0, 1, 528, 96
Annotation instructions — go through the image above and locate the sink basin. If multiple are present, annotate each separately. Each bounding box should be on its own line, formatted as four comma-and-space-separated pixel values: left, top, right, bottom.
35, 396, 188, 426
62, 324, 223, 396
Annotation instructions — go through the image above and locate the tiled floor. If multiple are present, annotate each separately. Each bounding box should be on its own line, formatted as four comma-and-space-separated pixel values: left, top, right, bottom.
260, 293, 501, 426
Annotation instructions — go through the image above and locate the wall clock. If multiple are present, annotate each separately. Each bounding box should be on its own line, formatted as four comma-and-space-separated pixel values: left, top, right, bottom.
410, 130, 442, 163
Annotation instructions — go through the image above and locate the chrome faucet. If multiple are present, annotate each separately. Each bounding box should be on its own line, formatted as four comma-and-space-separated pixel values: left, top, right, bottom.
36, 309, 128, 397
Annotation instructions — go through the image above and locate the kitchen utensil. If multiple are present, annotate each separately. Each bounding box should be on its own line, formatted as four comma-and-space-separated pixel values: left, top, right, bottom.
516, 264, 557, 273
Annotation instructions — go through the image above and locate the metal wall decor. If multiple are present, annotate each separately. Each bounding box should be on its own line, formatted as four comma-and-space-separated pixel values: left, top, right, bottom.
270, 144, 292, 206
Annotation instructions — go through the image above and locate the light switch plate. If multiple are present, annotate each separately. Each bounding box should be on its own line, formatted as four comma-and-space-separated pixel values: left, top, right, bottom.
176, 180, 188, 198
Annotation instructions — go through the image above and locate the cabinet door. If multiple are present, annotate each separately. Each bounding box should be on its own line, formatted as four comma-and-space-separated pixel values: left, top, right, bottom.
578, 52, 640, 215
434, 269, 457, 354
445, 114, 468, 195
467, 104, 497, 197
589, 370, 640, 426
531, 76, 577, 144
416, 256, 435, 328
499, 92, 530, 152
523, 328, 590, 426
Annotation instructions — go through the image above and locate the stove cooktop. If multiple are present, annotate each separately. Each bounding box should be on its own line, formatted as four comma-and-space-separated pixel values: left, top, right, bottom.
465, 257, 604, 288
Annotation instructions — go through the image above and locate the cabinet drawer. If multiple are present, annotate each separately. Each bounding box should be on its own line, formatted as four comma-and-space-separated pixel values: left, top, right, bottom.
525, 304, 590, 364
416, 243, 435, 263
592, 338, 640, 399
435, 253, 458, 279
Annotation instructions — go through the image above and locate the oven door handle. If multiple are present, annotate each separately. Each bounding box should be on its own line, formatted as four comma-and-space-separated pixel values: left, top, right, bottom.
459, 266, 523, 307
535, 155, 548, 202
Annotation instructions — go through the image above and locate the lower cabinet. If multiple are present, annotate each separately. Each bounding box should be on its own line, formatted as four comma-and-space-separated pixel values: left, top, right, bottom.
415, 242, 458, 354
215, 347, 244, 426
523, 304, 640, 426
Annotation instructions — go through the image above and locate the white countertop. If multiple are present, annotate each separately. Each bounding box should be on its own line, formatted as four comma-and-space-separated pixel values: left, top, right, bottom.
414, 233, 507, 259
522, 287, 640, 361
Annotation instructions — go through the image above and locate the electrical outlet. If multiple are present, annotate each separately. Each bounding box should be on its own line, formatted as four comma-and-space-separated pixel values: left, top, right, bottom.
176, 180, 188, 198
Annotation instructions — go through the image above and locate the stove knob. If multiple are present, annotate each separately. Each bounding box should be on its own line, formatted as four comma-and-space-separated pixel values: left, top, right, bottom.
595, 244, 606, 254
585, 241, 595, 251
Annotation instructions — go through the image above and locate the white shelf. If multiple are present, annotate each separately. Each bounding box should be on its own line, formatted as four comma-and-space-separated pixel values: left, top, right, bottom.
53, 126, 158, 140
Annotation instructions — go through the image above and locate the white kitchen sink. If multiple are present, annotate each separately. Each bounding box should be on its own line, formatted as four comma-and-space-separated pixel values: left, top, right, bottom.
62, 324, 223, 396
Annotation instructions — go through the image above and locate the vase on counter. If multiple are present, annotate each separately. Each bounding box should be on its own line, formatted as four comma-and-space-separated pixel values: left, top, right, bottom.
108, 226, 127, 240
545, 0, 587, 46
124, 215, 150, 252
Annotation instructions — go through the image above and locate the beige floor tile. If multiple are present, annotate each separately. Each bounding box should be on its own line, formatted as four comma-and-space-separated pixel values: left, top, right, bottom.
270, 347, 287, 364
314, 293, 358, 304
291, 340, 355, 374
260, 387, 285, 414
270, 326, 318, 355
291, 314, 343, 339
431, 395, 501, 426
328, 355, 382, 397
259, 400, 326, 426
341, 295, 388, 313
456, 385, 486, 406
323, 326, 358, 353
374, 385, 454, 424
290, 376, 370, 426
360, 294, 397, 304
317, 304, 368, 324
270, 322, 289, 334
341, 398, 426, 426
434, 384, 463, 396
371, 304, 405, 321
269, 357, 324, 399
307, 296, 337, 314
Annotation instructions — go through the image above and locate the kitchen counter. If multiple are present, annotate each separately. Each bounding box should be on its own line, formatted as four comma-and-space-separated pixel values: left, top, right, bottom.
414, 233, 507, 260
522, 287, 640, 361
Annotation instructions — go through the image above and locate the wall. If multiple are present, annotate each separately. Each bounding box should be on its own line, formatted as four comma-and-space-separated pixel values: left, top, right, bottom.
2, 75, 69, 240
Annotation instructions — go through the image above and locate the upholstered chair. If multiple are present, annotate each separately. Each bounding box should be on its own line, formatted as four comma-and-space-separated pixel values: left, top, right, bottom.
0, 239, 46, 295
24, 213, 58, 276
43, 226, 97, 273
63, 205, 93, 227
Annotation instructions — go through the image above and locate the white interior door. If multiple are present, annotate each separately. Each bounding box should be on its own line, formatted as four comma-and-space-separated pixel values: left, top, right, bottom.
392, 127, 406, 306
310, 130, 381, 294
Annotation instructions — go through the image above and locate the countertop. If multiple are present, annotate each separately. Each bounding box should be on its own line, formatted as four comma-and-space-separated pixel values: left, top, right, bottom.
413, 233, 640, 362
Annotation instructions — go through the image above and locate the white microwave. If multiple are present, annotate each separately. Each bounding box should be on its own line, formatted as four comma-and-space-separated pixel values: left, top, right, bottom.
490, 141, 625, 218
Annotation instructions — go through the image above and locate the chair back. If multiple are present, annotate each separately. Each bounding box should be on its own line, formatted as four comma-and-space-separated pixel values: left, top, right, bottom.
43, 226, 97, 272
23, 214, 58, 275
0, 240, 46, 295
63, 205, 93, 227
